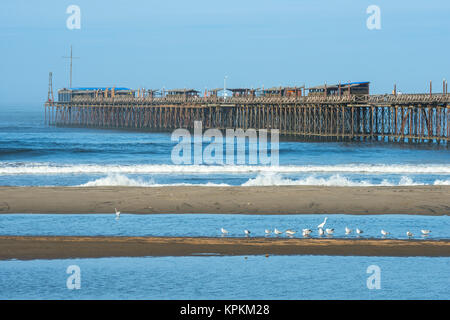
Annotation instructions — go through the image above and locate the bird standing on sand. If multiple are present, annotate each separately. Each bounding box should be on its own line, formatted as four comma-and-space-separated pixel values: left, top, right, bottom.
114, 208, 120, 219
285, 229, 296, 236
381, 230, 390, 237
318, 217, 328, 229
221, 228, 229, 235
244, 229, 251, 236
421, 230, 431, 236
345, 227, 352, 235
318, 228, 324, 236
325, 228, 334, 235
274, 228, 283, 235
406, 231, 413, 238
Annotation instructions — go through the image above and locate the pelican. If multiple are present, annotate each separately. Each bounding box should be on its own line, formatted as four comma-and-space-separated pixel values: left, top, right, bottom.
244, 229, 251, 236
421, 230, 431, 236
345, 226, 352, 235
265, 229, 272, 235
221, 228, 229, 235
318, 228, 324, 236
114, 208, 120, 219
356, 228, 363, 235
317, 217, 328, 229
381, 230, 390, 237
406, 231, 413, 238
274, 228, 283, 235
285, 229, 297, 236
325, 228, 334, 235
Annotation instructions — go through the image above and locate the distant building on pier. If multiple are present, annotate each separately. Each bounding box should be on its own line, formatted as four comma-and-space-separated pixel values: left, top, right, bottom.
307, 82, 370, 96
166, 89, 200, 97
262, 87, 304, 97
228, 88, 258, 97
58, 87, 135, 102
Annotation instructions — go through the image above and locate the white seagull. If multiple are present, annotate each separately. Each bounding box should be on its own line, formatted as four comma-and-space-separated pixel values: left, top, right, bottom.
302, 229, 312, 237
244, 229, 251, 236
317, 217, 328, 229
345, 226, 352, 235
421, 230, 431, 236
406, 231, 413, 238
265, 229, 272, 235
221, 228, 229, 235
318, 228, 325, 236
356, 228, 363, 235
274, 228, 283, 235
325, 228, 334, 235
114, 208, 121, 219
381, 230, 390, 237
285, 229, 297, 236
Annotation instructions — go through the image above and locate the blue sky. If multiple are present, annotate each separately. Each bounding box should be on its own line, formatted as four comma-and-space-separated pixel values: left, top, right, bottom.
0, 0, 449, 104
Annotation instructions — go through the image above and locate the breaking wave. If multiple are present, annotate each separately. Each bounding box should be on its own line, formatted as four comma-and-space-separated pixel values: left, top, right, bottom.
77, 174, 229, 187
75, 173, 450, 187
1, 162, 450, 175
241, 173, 430, 187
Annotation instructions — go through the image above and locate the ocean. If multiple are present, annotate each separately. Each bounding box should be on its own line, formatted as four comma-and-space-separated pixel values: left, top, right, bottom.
0, 104, 449, 300
0, 105, 449, 187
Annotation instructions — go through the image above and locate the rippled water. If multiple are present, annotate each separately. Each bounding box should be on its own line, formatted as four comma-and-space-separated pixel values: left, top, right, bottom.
0, 214, 448, 239
1, 105, 449, 187
0, 255, 448, 299
1, 107, 449, 300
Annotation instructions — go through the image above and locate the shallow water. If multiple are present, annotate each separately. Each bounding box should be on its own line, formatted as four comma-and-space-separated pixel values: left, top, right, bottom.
0, 214, 448, 240
0, 255, 448, 299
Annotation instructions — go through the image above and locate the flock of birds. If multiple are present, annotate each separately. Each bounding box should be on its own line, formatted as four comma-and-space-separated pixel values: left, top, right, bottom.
220, 217, 432, 239
114, 210, 433, 239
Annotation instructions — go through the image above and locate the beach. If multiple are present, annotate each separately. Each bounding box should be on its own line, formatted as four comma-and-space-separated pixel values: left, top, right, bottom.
0, 185, 449, 215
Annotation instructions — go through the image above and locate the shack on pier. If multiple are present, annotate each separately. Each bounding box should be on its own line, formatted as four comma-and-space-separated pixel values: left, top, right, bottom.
208, 88, 223, 97
228, 88, 258, 97
166, 89, 200, 98
146, 89, 160, 98
262, 87, 304, 97
57, 87, 135, 102
307, 82, 370, 96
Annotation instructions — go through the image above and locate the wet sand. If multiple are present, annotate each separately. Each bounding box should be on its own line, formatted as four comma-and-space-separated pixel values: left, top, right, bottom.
0, 236, 449, 260
0, 186, 449, 215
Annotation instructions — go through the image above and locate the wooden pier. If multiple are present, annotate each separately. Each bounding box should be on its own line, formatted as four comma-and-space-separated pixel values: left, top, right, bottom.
44, 93, 450, 145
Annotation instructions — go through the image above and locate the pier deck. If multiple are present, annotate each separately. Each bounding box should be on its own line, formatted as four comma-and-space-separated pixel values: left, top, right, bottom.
45, 94, 450, 144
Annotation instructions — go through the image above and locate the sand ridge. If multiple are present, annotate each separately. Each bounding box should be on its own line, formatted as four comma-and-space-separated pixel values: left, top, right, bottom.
0, 185, 449, 215
0, 236, 449, 260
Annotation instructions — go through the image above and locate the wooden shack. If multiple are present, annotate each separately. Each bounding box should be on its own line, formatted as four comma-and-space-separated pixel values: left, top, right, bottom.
166, 89, 200, 97
307, 82, 370, 96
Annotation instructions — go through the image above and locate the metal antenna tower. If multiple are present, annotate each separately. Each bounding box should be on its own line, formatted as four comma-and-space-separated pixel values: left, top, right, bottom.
62, 45, 79, 88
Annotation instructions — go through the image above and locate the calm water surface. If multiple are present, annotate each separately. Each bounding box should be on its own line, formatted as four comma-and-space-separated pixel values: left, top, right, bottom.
0, 255, 448, 299
0, 214, 448, 239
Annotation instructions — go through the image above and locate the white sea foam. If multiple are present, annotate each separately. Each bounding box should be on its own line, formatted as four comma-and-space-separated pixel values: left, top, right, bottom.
1, 162, 450, 175
79, 174, 157, 187
77, 174, 229, 187
241, 173, 426, 187
433, 179, 450, 185
75, 173, 446, 187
